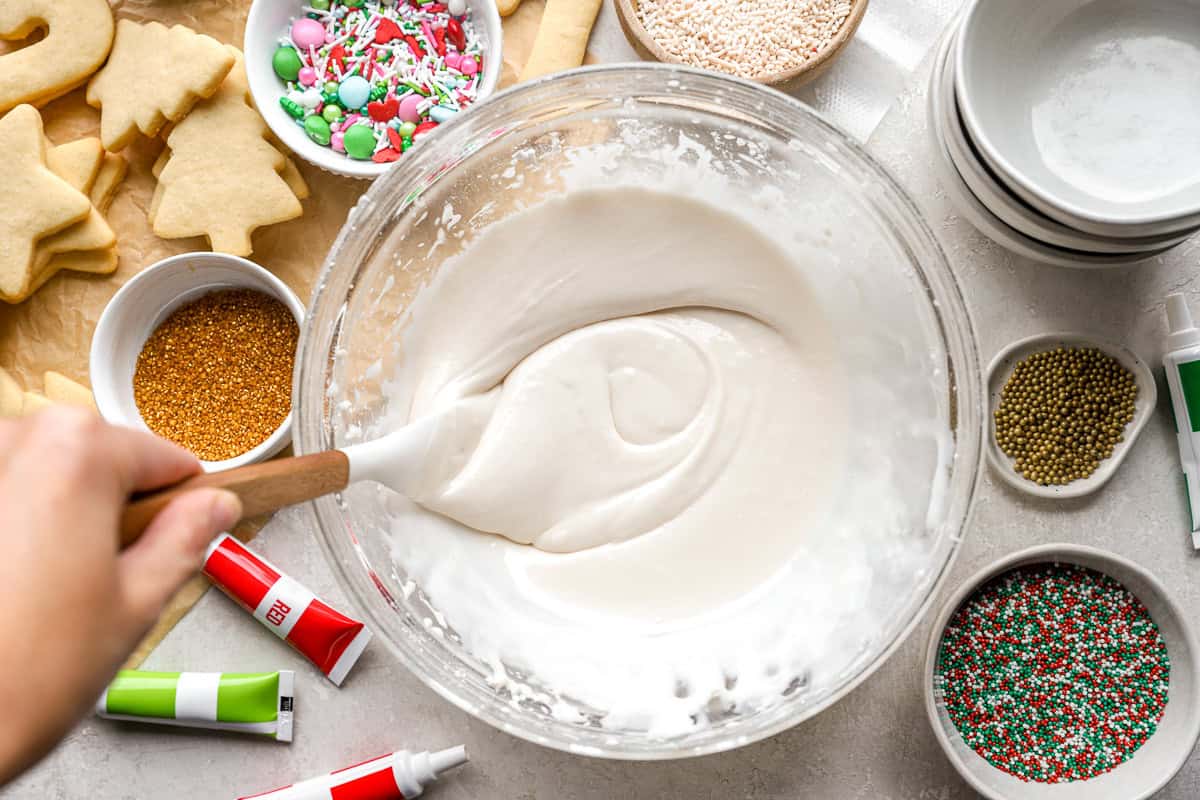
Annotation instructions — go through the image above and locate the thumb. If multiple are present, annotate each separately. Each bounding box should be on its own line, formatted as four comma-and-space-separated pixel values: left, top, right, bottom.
118, 489, 242, 631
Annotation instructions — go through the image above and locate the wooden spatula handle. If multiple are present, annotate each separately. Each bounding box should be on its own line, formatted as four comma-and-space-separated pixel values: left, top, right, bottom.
119, 450, 351, 548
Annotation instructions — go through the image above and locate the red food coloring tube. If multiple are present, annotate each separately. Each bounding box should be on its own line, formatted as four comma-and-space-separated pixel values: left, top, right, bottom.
203, 534, 372, 686
238, 746, 468, 800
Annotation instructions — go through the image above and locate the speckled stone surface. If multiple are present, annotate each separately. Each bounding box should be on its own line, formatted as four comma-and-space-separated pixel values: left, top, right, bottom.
9, 17, 1200, 800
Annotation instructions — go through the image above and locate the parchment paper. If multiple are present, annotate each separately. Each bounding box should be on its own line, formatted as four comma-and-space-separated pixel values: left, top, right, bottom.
0, 0, 548, 667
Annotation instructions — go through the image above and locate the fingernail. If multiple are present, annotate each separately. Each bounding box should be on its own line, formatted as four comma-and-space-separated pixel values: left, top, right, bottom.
209, 491, 243, 532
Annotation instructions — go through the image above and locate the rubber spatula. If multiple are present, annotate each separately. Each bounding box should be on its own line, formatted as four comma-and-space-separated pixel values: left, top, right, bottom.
118, 394, 496, 547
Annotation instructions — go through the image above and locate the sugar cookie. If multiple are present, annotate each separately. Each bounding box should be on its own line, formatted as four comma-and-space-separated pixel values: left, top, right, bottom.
19, 138, 123, 296
266, 135, 311, 200
519, 0, 603, 81
0, 0, 114, 112
90, 154, 127, 210
44, 371, 96, 409
19, 138, 116, 298
154, 143, 306, 199
0, 368, 20, 416
45, 138, 104, 193
280, 157, 311, 200
0, 105, 91, 303
34, 141, 116, 270
152, 49, 303, 256
497, 0, 524, 16
20, 391, 51, 416
86, 20, 235, 151
39, 152, 125, 280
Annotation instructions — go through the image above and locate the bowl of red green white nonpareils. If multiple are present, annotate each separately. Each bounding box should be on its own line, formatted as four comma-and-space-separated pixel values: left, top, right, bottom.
923, 544, 1200, 799
244, 0, 502, 179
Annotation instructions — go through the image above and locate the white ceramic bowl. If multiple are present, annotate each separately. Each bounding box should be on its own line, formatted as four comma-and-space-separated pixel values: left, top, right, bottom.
924, 544, 1200, 800
956, 0, 1200, 236
90, 252, 305, 472
244, 0, 503, 180
927, 30, 1169, 269
937, 28, 1196, 256
985, 332, 1156, 499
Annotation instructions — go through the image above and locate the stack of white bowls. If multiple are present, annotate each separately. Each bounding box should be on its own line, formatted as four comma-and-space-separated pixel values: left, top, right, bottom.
929, 0, 1200, 268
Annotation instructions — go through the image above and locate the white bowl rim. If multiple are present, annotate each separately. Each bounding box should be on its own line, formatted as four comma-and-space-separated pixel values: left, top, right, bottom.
922, 543, 1200, 800
983, 331, 1157, 499
243, 0, 504, 180
954, 0, 1200, 230
89, 251, 306, 472
926, 28, 1170, 269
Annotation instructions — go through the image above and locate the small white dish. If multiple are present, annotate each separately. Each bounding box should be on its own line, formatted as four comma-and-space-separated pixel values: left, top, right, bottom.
956, 0, 1200, 235
90, 252, 305, 472
985, 332, 1156, 499
937, 29, 1196, 256
924, 544, 1200, 800
244, 0, 503, 180
927, 30, 1168, 269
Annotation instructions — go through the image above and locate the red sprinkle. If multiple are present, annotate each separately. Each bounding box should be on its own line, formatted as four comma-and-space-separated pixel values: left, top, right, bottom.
404, 34, 426, 59
374, 17, 404, 43
328, 44, 347, 71
368, 97, 399, 121
446, 18, 466, 50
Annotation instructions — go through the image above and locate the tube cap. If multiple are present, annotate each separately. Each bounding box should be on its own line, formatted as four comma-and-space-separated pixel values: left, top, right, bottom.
430, 746, 468, 775
1167, 293, 1200, 351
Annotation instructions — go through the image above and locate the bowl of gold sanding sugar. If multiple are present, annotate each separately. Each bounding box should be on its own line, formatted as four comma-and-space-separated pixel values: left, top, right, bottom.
614, 0, 868, 89
986, 332, 1156, 499
924, 544, 1200, 799
90, 252, 304, 471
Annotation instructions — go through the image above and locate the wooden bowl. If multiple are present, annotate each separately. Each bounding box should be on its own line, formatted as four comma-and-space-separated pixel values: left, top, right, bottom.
614, 0, 869, 91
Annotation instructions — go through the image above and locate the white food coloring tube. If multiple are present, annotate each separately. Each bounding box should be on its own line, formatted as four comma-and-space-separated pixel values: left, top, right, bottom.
236, 746, 467, 799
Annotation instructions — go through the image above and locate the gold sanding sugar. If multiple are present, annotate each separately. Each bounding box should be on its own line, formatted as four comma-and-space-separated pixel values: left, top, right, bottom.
994, 347, 1137, 486
133, 289, 298, 461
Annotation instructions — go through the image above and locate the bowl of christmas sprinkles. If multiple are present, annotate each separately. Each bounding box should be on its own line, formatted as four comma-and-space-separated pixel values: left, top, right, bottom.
244, 0, 501, 179
614, 0, 867, 88
90, 252, 304, 472
986, 332, 1157, 500
924, 544, 1200, 800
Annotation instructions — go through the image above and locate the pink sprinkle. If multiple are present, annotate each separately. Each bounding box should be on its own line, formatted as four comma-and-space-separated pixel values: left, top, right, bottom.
445, 52, 462, 69
291, 17, 326, 49
331, 132, 346, 153
460, 55, 478, 75
298, 66, 318, 86
398, 93, 423, 123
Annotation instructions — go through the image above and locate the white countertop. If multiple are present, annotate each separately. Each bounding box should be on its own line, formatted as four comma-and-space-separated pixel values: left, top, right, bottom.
9, 5, 1200, 798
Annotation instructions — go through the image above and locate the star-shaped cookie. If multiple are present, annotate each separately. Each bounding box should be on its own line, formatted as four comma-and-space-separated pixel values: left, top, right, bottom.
0, 105, 91, 302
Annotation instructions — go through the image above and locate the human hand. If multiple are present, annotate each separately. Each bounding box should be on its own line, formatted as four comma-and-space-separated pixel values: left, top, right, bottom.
0, 407, 242, 785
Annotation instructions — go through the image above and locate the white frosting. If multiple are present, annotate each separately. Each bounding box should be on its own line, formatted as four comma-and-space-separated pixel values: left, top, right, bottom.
396, 189, 843, 565
370, 177, 950, 734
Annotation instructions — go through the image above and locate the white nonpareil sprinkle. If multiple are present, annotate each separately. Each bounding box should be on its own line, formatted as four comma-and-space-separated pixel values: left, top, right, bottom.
636, 0, 853, 80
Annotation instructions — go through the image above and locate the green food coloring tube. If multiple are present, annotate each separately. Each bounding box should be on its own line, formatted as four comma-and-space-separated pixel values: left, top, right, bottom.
96, 670, 294, 742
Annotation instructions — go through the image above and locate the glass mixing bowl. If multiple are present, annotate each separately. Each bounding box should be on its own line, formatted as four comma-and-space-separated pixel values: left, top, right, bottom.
295, 65, 983, 759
